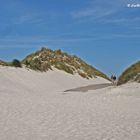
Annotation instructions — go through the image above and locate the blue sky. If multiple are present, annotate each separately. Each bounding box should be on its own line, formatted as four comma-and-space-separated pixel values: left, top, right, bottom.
0, 0, 140, 76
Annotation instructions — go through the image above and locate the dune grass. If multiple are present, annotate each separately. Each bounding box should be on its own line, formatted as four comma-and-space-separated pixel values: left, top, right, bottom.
22, 48, 109, 80
0, 59, 22, 68
118, 61, 140, 85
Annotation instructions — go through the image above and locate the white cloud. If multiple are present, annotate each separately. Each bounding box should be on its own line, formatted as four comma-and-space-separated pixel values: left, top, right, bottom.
71, 0, 125, 19
71, 7, 115, 19
14, 14, 44, 25
0, 32, 140, 48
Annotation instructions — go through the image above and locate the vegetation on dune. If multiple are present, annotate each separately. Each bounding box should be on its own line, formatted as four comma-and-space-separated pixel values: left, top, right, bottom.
0, 59, 22, 68
0, 60, 8, 66
1, 48, 139, 83
118, 61, 140, 85
22, 47, 109, 80
11, 59, 22, 67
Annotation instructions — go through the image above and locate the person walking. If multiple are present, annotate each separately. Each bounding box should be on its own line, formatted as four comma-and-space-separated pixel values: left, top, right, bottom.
111, 75, 117, 85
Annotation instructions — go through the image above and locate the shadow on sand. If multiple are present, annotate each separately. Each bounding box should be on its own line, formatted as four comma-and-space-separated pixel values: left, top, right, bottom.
64, 83, 112, 93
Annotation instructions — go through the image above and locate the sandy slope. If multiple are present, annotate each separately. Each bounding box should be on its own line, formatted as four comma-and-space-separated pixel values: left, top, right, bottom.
0, 67, 140, 140
0, 66, 109, 94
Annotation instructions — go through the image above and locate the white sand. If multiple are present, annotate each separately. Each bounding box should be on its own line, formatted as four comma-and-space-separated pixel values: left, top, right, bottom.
0, 67, 140, 140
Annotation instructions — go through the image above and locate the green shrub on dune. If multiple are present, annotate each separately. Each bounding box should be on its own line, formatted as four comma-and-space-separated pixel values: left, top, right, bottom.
11, 59, 22, 67
118, 61, 140, 85
0, 59, 22, 68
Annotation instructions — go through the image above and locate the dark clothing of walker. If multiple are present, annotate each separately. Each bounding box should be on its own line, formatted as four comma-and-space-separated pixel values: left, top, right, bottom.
111, 75, 117, 85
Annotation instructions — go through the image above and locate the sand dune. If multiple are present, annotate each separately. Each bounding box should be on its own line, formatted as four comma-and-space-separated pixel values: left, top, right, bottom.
0, 66, 140, 140
0, 66, 109, 94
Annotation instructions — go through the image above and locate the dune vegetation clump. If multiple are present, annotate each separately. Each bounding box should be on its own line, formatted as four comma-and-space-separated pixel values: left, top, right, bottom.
22, 47, 109, 80
0, 47, 109, 80
118, 61, 140, 85
0, 59, 22, 68
11, 59, 22, 68
0, 60, 8, 66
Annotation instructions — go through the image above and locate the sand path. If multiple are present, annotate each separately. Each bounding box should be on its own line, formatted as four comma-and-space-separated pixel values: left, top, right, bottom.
64, 83, 112, 92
